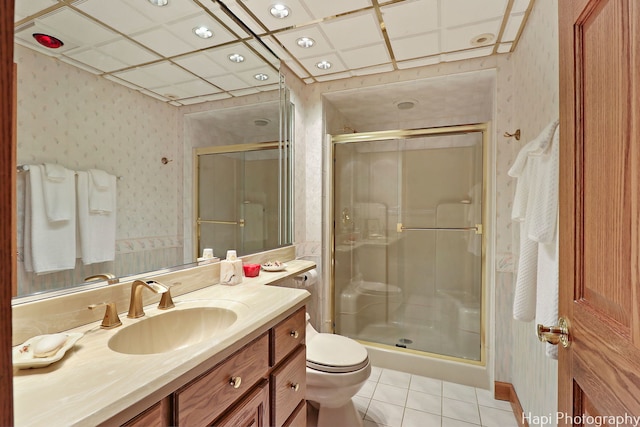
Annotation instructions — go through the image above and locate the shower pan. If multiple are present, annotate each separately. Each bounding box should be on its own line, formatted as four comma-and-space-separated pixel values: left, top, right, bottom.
331, 124, 487, 364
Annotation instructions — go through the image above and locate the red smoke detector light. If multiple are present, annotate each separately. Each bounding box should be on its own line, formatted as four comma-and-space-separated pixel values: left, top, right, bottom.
33, 33, 64, 49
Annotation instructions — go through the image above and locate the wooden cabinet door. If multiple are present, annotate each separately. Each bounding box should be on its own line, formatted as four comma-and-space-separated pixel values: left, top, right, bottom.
214, 380, 269, 427
559, 0, 640, 420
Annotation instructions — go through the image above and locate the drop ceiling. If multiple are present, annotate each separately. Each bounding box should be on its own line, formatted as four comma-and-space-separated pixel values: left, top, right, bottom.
14, 0, 534, 106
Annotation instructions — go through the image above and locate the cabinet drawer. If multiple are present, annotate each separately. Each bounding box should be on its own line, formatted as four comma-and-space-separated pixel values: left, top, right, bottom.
176, 333, 269, 427
270, 307, 305, 366
283, 401, 306, 427
270, 345, 306, 427
215, 379, 269, 427
122, 398, 170, 427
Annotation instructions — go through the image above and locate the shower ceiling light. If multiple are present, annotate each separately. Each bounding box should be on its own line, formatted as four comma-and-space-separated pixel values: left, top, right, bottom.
254, 73, 269, 81
316, 60, 331, 70
270, 4, 290, 18
228, 53, 245, 63
394, 99, 418, 110
193, 26, 213, 39
470, 33, 495, 46
148, 0, 168, 6
296, 37, 315, 48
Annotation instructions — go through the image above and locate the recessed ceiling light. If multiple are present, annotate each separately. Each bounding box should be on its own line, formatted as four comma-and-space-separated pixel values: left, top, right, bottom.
254, 73, 269, 81
254, 119, 271, 127
148, 0, 168, 6
270, 4, 290, 18
470, 33, 495, 46
296, 37, 315, 48
32, 33, 64, 49
316, 60, 331, 70
193, 26, 213, 39
228, 53, 245, 63
394, 99, 418, 110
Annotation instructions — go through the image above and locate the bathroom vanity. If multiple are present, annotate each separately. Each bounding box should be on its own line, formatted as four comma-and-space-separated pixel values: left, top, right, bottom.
12, 259, 314, 427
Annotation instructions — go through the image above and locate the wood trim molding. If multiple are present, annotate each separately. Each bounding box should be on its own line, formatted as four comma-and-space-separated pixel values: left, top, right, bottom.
0, 0, 15, 425
495, 381, 528, 427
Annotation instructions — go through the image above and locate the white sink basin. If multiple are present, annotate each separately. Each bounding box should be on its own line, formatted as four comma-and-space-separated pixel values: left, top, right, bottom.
108, 303, 240, 355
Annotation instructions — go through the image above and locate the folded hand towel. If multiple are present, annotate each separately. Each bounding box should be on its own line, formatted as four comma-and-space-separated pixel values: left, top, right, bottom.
88, 169, 109, 190
40, 164, 75, 222
24, 165, 76, 274
88, 169, 115, 213
43, 163, 67, 182
77, 171, 116, 264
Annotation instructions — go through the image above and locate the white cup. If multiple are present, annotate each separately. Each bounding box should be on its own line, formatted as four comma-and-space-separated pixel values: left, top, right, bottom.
226, 250, 237, 261
202, 248, 214, 259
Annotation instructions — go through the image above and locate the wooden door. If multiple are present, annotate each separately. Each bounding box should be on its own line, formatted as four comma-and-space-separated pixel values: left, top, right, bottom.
559, 0, 640, 423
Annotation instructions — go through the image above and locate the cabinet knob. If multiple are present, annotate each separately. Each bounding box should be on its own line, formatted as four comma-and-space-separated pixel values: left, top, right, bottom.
290, 330, 299, 339
290, 383, 300, 392
229, 376, 242, 389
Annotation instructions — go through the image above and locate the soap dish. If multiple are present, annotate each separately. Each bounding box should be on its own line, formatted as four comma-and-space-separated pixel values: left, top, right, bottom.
13, 333, 83, 370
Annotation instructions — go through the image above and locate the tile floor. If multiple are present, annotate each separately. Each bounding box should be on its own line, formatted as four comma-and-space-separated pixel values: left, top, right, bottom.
309, 366, 520, 427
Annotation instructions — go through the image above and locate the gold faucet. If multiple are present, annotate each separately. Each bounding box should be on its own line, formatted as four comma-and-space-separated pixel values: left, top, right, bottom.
127, 280, 169, 318
88, 302, 122, 329
84, 273, 119, 285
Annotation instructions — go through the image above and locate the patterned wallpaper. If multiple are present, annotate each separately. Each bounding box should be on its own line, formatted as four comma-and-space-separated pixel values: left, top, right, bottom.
15, 44, 183, 295
505, 0, 560, 422
284, 0, 560, 421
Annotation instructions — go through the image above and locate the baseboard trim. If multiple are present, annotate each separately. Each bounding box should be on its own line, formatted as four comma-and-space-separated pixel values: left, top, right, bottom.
495, 381, 528, 427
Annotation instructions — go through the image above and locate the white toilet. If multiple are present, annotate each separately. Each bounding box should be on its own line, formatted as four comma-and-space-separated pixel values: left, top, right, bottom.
305, 313, 371, 427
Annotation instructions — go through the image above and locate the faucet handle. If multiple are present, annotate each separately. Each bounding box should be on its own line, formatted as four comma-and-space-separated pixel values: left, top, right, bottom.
155, 281, 179, 310
88, 302, 122, 329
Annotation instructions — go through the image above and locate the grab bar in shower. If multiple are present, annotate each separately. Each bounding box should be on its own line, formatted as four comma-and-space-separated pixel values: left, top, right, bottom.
396, 223, 483, 235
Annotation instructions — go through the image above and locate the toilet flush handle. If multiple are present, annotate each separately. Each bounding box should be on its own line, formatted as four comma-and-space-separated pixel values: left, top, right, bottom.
290, 330, 299, 339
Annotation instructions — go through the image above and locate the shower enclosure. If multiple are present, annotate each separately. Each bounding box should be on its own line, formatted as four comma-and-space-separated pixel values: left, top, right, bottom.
332, 125, 486, 363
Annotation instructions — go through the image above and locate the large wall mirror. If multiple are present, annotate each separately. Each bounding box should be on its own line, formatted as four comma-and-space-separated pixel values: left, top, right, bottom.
13, 0, 292, 301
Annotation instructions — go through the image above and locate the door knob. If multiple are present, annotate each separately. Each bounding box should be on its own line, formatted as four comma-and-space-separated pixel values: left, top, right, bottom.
537, 317, 570, 348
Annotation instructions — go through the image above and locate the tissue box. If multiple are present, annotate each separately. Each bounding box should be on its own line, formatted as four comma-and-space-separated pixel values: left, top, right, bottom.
243, 263, 260, 277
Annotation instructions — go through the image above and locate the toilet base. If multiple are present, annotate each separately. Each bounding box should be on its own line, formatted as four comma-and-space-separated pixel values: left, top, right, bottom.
315, 399, 363, 427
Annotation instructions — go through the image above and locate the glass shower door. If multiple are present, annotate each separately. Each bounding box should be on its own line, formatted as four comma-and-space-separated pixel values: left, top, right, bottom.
333, 127, 484, 362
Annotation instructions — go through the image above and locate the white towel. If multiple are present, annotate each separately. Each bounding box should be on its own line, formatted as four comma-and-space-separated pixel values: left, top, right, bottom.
88, 169, 115, 213
77, 171, 117, 265
536, 229, 559, 359
24, 165, 76, 274
512, 221, 538, 321
41, 164, 75, 222
526, 125, 559, 243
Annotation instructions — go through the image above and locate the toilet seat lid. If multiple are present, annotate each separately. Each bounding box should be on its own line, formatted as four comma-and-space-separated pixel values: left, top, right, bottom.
307, 333, 369, 373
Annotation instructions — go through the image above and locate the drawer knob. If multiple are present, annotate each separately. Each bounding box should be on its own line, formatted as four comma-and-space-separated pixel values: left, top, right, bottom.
290, 330, 299, 339
290, 383, 300, 392
229, 376, 242, 389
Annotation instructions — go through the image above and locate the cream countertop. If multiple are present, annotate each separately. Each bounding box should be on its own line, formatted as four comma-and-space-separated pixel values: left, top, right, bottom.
13, 260, 314, 427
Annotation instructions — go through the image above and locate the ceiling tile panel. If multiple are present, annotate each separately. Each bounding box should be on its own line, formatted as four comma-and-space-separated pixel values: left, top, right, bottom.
441, 46, 493, 62
143, 62, 197, 85
320, 11, 383, 50
298, 52, 347, 76
381, 0, 439, 39
165, 13, 238, 48
512, 0, 532, 14
201, 2, 255, 37
112, 68, 168, 89
502, 13, 525, 42
205, 43, 267, 71
441, 19, 502, 52
441, 0, 508, 27
206, 74, 254, 91
236, 0, 314, 32
95, 38, 160, 67
275, 25, 335, 58
300, 0, 371, 20
131, 27, 195, 57
390, 32, 440, 61
340, 43, 390, 70
74, 0, 155, 35
173, 52, 230, 78
126, 0, 201, 25
396, 56, 441, 69
15, 0, 57, 22
63, 47, 127, 72
38, 7, 119, 46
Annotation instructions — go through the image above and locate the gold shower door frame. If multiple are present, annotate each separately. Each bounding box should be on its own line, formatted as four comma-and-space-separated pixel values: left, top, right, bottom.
329, 123, 489, 366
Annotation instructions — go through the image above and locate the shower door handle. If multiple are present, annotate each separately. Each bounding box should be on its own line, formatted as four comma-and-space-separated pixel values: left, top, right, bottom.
396, 223, 483, 235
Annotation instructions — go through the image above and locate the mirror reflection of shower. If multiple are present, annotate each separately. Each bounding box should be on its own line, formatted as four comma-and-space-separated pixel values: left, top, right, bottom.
332, 125, 486, 362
